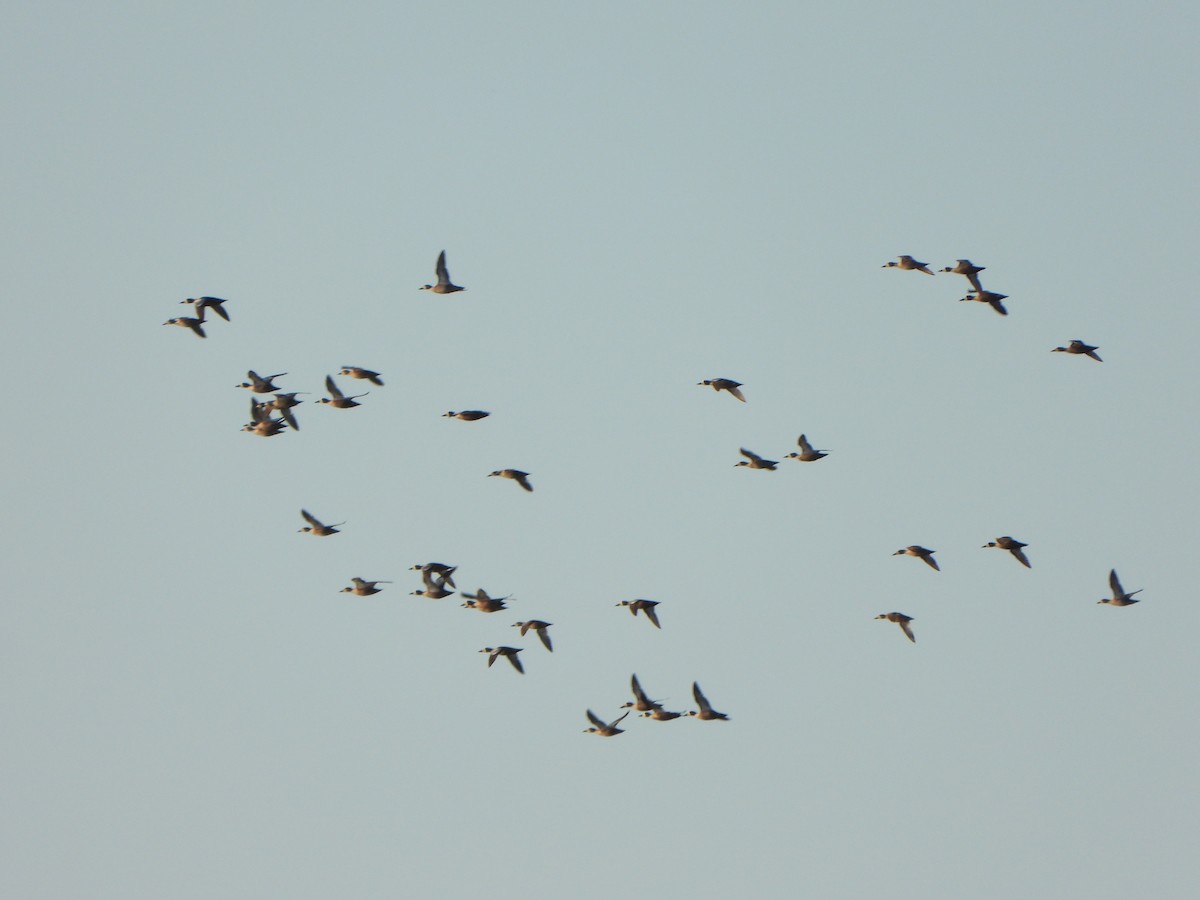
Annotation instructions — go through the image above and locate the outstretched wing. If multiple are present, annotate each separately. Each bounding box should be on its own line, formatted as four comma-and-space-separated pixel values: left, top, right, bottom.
631, 674, 649, 704
203, 297, 230, 321
1109, 569, 1124, 597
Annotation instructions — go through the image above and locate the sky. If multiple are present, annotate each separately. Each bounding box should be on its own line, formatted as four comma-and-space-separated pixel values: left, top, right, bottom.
3, 2, 1198, 898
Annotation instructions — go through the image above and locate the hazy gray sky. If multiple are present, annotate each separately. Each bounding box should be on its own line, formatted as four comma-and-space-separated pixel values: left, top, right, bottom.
4, 3, 1198, 898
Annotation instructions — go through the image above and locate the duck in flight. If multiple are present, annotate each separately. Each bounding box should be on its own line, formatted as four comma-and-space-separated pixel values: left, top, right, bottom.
938, 260, 986, 293
489, 469, 533, 492
785, 434, 828, 462
461, 588, 510, 612
340, 577, 392, 596
512, 620, 553, 652
583, 709, 630, 737
412, 569, 454, 599
339, 366, 384, 386
298, 509, 343, 536
181, 296, 230, 321
1051, 340, 1102, 362
163, 307, 207, 338
960, 290, 1009, 316
481, 646, 524, 673
420, 250, 465, 294
736, 448, 778, 470
687, 682, 730, 720
616, 598, 661, 629
698, 378, 746, 402
410, 563, 457, 589
243, 398, 288, 437
982, 536, 1031, 568
1100, 569, 1143, 606
883, 255, 934, 275
621, 674, 663, 713
894, 545, 939, 571
237, 370, 287, 393
257, 393, 306, 431
318, 374, 368, 408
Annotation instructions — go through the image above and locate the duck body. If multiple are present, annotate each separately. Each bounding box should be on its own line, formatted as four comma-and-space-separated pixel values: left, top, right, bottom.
643, 707, 683, 721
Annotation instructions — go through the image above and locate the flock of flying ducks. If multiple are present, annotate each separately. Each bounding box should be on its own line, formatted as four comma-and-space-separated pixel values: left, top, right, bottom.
297, 515, 730, 735
166, 250, 1142, 733
875, 255, 1138, 641
167, 252, 730, 737
883, 255, 1105, 363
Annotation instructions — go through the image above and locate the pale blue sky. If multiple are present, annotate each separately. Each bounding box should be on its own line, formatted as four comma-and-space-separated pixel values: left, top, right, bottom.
3, 2, 1198, 898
